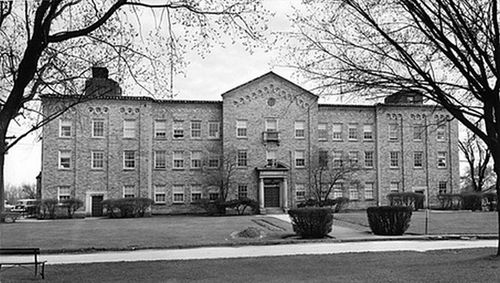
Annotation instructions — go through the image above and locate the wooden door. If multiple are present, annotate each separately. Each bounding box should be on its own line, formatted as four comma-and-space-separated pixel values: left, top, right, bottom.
91, 195, 104, 217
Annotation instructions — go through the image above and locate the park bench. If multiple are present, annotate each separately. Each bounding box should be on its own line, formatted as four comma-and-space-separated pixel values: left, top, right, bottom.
0, 211, 22, 223
0, 248, 46, 279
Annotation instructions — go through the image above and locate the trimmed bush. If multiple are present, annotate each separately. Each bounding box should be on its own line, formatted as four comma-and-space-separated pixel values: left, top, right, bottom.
288, 207, 333, 238
387, 192, 425, 211
437, 194, 462, 210
224, 198, 259, 215
367, 206, 412, 235
297, 197, 350, 212
461, 192, 482, 211
483, 192, 497, 211
101, 198, 153, 218
61, 198, 83, 218
40, 199, 59, 219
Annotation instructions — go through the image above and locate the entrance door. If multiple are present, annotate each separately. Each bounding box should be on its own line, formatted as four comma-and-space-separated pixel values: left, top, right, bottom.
91, 195, 104, 217
264, 179, 281, 207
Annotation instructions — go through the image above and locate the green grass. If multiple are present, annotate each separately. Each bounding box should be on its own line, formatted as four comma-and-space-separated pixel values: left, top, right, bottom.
0, 215, 293, 252
336, 210, 499, 235
1, 248, 499, 282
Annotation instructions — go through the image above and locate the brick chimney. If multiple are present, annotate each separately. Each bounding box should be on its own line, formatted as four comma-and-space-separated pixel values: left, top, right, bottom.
85, 66, 122, 97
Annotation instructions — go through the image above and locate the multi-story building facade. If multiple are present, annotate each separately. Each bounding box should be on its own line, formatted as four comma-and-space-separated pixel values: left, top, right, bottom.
40, 68, 459, 216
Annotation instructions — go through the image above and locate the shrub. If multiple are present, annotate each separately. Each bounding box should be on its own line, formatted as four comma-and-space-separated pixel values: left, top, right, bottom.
224, 198, 259, 215
483, 192, 497, 211
288, 207, 333, 238
101, 198, 154, 218
134, 198, 154, 217
332, 197, 350, 213
297, 197, 350, 212
437, 194, 462, 210
461, 192, 482, 211
40, 199, 59, 219
367, 206, 412, 235
387, 192, 425, 211
61, 198, 83, 218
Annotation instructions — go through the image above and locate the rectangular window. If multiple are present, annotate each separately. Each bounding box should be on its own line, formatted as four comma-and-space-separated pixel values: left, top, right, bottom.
437, 125, 446, 141
389, 124, 398, 141
208, 155, 219, 168
266, 150, 277, 167
437, 151, 447, 168
123, 119, 136, 138
333, 182, 344, 198
173, 121, 184, 139
413, 124, 423, 141
91, 151, 104, 169
265, 119, 278, 131
348, 124, 358, 140
390, 182, 399, 192
154, 120, 167, 138
238, 184, 248, 199
296, 184, 306, 200
172, 185, 184, 203
154, 151, 166, 169
349, 187, 359, 200
173, 151, 184, 169
318, 123, 327, 141
363, 124, 373, 140
364, 151, 374, 168
123, 150, 136, 169
295, 121, 305, 138
154, 185, 166, 204
349, 151, 358, 166
236, 120, 247, 137
59, 150, 71, 169
191, 121, 202, 138
92, 120, 104, 138
237, 150, 247, 167
191, 185, 202, 203
59, 120, 72, 137
332, 124, 342, 140
58, 186, 71, 202
123, 185, 135, 198
414, 151, 423, 168
209, 187, 219, 201
319, 150, 328, 167
333, 151, 343, 167
365, 182, 374, 200
295, 150, 305, 167
390, 151, 399, 168
191, 151, 202, 169
438, 181, 447, 194
208, 122, 220, 139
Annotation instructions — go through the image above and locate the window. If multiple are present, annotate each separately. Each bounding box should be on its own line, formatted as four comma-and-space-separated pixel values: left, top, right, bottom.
319, 150, 328, 167
349, 151, 358, 166
333, 182, 344, 198
154, 185, 166, 204
295, 121, 305, 138
58, 186, 71, 202
318, 123, 327, 141
191, 151, 202, 169
438, 181, 447, 194
295, 150, 305, 167
123, 119, 136, 138
172, 185, 184, 203
191, 185, 202, 203
437, 151, 447, 168
154, 151, 166, 169
59, 120, 72, 137
389, 124, 398, 141
209, 187, 219, 201
364, 151, 374, 168
191, 121, 201, 138
173, 151, 184, 169
437, 125, 446, 141
332, 124, 342, 140
363, 124, 373, 140
123, 185, 135, 198
365, 182, 374, 200
238, 184, 248, 199
266, 150, 277, 166
91, 151, 104, 169
348, 124, 358, 140
123, 151, 135, 169
237, 150, 247, 167
296, 184, 306, 200
333, 151, 343, 167
265, 119, 278, 131
413, 124, 423, 141
154, 120, 167, 138
208, 122, 220, 139
173, 121, 184, 139
414, 151, 423, 168
349, 187, 359, 200
59, 150, 71, 169
92, 120, 104, 138
390, 182, 399, 192
236, 120, 247, 137
208, 155, 219, 168
390, 151, 399, 168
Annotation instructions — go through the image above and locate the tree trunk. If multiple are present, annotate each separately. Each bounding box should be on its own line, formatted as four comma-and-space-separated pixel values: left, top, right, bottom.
0, 137, 5, 215
493, 156, 500, 257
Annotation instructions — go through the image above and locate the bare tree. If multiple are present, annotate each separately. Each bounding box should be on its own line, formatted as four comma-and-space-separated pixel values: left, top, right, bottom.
0, 0, 268, 213
459, 129, 494, 192
284, 0, 500, 255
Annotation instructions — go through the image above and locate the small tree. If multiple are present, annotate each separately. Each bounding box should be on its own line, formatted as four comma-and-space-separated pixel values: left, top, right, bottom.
40, 198, 58, 219
459, 129, 495, 192
61, 198, 83, 218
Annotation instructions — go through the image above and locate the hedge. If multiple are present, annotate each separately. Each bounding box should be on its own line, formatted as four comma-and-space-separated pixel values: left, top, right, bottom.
437, 192, 497, 211
101, 198, 154, 218
367, 206, 412, 235
387, 192, 424, 211
297, 197, 350, 212
288, 207, 333, 238
195, 198, 259, 215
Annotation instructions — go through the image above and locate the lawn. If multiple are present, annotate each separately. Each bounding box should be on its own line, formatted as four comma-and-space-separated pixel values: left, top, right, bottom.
1, 248, 498, 282
335, 210, 499, 235
0, 215, 294, 252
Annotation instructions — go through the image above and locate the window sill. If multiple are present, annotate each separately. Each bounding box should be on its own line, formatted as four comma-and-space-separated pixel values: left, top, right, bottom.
389, 139, 399, 142
190, 137, 202, 140
122, 137, 137, 140
295, 137, 305, 140
236, 136, 248, 139
153, 168, 167, 171
90, 168, 105, 171
91, 137, 105, 139
332, 139, 343, 142
295, 166, 306, 169
363, 139, 374, 142
207, 137, 220, 140
389, 167, 400, 170
318, 139, 327, 142
172, 138, 185, 140
172, 168, 185, 171
58, 168, 72, 171
414, 167, 423, 170
348, 139, 358, 142
154, 137, 168, 140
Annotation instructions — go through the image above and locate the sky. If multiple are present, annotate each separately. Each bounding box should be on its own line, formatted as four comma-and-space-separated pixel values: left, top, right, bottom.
4, 0, 305, 186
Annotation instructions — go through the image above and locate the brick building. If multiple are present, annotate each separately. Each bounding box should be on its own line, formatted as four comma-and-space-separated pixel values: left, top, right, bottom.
40, 68, 459, 216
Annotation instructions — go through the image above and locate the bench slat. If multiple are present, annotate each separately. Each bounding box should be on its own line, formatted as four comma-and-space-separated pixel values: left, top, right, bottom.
0, 248, 41, 255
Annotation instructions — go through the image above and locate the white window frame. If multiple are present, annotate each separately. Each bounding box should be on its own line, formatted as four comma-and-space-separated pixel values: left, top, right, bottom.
154, 151, 166, 169
92, 119, 105, 138
208, 155, 219, 169
59, 119, 72, 138
348, 124, 358, 140
266, 150, 277, 167
123, 119, 136, 138
173, 120, 184, 139
91, 150, 104, 169
208, 122, 220, 139
295, 150, 305, 168
58, 186, 71, 202
390, 151, 399, 168
363, 124, 373, 140
389, 124, 398, 141
154, 120, 167, 139
319, 150, 329, 167
333, 182, 344, 198
265, 118, 278, 132
332, 123, 342, 140
123, 185, 135, 198
333, 151, 343, 167
191, 120, 202, 139
437, 125, 446, 141
413, 124, 423, 141
364, 182, 374, 200
318, 123, 327, 141
237, 149, 247, 167
236, 120, 247, 138
414, 151, 423, 168
437, 151, 447, 168
59, 150, 71, 169
173, 151, 184, 169
295, 121, 305, 139
295, 184, 306, 200
238, 184, 248, 199
191, 151, 202, 169
154, 185, 166, 204
349, 187, 359, 200
438, 181, 447, 194
349, 151, 358, 166
191, 185, 202, 203
172, 185, 185, 203
390, 182, 399, 192
123, 150, 136, 169
364, 151, 374, 168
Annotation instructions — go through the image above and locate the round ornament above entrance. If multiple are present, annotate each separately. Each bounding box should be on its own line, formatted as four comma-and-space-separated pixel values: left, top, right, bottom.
267, 98, 276, 106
